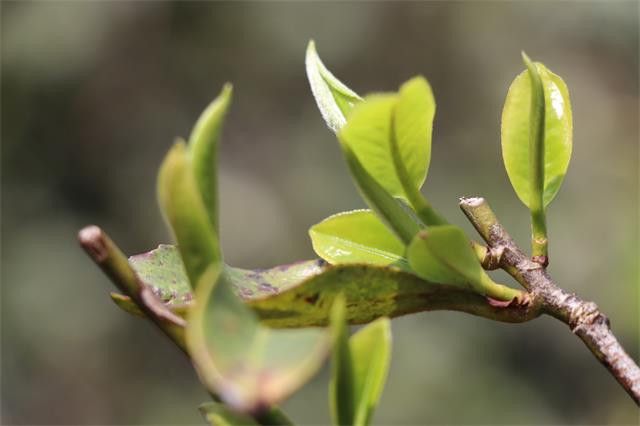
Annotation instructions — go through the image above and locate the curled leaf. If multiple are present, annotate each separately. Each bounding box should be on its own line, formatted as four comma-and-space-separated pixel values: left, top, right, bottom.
306, 40, 362, 133
189, 84, 233, 233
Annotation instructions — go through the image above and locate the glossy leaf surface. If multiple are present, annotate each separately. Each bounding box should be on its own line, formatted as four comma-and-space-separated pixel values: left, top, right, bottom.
187, 267, 332, 413
501, 62, 572, 208
188, 84, 232, 233
157, 141, 221, 290
309, 209, 408, 269
306, 40, 362, 133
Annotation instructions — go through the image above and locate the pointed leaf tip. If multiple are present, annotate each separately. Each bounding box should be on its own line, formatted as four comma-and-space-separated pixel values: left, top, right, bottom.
306, 41, 362, 133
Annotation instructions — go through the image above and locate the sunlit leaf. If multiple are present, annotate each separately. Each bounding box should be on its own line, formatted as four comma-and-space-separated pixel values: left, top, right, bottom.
340, 142, 421, 245
187, 267, 332, 413
309, 210, 408, 269
157, 141, 221, 290
501, 61, 572, 208
188, 84, 233, 233
306, 40, 362, 133
393, 76, 435, 194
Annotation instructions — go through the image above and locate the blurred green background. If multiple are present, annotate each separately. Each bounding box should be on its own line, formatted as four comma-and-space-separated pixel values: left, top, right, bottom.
2, 1, 638, 424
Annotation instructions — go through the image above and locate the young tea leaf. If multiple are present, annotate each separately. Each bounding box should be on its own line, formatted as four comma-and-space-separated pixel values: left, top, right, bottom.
339, 142, 421, 245
189, 84, 233, 234
306, 40, 362, 133
407, 226, 521, 301
393, 76, 435, 195
157, 141, 221, 290
309, 209, 409, 269
501, 60, 572, 208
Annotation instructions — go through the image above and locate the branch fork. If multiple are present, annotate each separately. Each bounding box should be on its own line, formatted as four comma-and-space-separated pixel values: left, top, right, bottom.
459, 196, 640, 405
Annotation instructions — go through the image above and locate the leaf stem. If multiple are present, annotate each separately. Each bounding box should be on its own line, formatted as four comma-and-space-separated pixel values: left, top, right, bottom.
522, 52, 549, 263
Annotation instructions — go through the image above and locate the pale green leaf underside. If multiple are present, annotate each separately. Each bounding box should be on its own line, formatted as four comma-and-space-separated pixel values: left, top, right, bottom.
306, 40, 362, 133
501, 62, 573, 208
350, 318, 391, 426
309, 209, 408, 270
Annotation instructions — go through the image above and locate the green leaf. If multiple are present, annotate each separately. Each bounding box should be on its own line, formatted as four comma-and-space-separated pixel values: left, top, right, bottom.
187, 267, 332, 413
309, 210, 408, 269
329, 297, 355, 426
330, 299, 391, 426
407, 226, 521, 301
393, 76, 435, 194
199, 402, 259, 426
501, 60, 572, 208
188, 84, 233, 233
339, 142, 421, 245
157, 141, 221, 290
350, 317, 391, 426
340, 95, 410, 199
306, 40, 362, 133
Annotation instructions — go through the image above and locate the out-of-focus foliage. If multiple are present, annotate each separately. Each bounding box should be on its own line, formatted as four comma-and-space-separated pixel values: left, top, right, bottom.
2, 1, 637, 424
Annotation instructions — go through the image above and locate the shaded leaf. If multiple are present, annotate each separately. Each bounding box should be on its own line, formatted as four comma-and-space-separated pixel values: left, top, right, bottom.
501, 61, 572, 208
306, 40, 362, 133
350, 317, 391, 426
330, 299, 391, 426
157, 141, 221, 290
189, 84, 233, 233
199, 402, 258, 426
407, 226, 520, 301
309, 210, 408, 269
187, 267, 332, 413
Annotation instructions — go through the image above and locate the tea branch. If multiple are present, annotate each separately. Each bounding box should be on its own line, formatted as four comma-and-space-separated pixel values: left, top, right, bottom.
459, 197, 640, 405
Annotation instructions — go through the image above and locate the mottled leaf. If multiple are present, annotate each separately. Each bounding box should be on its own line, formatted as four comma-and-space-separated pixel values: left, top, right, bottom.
306, 40, 362, 133
189, 84, 232, 233
501, 61, 572, 208
309, 210, 408, 269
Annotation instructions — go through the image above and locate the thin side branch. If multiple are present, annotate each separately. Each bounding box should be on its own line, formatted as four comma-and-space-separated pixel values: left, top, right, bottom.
78, 225, 188, 353
460, 197, 640, 405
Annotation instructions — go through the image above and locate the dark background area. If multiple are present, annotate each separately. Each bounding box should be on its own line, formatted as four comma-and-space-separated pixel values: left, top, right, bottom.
1, 1, 638, 424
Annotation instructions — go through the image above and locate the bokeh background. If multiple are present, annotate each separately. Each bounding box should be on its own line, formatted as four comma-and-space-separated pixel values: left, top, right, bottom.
2, 1, 638, 424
